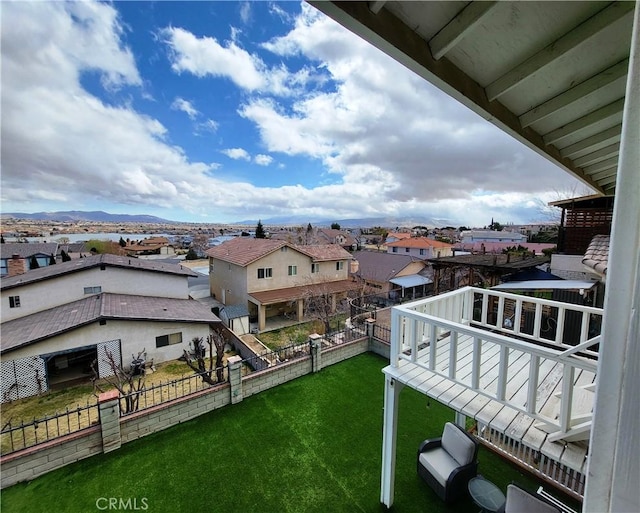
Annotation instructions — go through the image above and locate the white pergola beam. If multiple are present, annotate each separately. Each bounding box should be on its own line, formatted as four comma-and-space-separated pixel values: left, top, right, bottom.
429, 1, 498, 60
520, 59, 629, 128
368, 1, 386, 15
583, 156, 619, 175
573, 142, 621, 167
486, 2, 634, 101
559, 124, 622, 159
543, 98, 625, 146
587, 167, 618, 182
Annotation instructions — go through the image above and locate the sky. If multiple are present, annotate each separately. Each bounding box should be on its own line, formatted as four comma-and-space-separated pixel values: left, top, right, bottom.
0, 1, 588, 227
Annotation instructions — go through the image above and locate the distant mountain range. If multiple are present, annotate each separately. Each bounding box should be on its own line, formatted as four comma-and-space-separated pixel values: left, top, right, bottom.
2, 210, 456, 228
1, 211, 176, 224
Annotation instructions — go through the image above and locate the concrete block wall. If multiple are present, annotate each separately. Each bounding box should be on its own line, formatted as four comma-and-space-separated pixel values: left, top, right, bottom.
1, 427, 103, 489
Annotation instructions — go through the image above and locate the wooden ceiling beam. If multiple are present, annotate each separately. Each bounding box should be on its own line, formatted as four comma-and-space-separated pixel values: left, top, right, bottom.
429, 1, 498, 60
573, 142, 621, 168
559, 124, 622, 159
520, 59, 629, 128
486, 2, 633, 101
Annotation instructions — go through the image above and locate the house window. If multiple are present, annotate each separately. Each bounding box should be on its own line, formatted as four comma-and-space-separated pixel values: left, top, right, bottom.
156, 332, 183, 348
405, 248, 410, 253
392, 247, 398, 253
9, 296, 20, 308
336, 261, 344, 271
311, 263, 320, 273
281, 246, 288, 252
84, 286, 102, 294
0, 260, 7, 276
257, 267, 273, 279
288, 265, 297, 276
419, 249, 425, 256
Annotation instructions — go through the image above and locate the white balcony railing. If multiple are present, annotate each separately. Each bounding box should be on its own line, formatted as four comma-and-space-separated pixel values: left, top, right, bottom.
390, 287, 603, 442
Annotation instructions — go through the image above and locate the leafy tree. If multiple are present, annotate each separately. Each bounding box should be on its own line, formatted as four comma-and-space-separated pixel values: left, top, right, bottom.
255, 220, 266, 239
185, 247, 199, 260
29, 255, 40, 269
0, 235, 5, 243
85, 239, 126, 255
61, 249, 71, 262
119, 236, 127, 247
331, 222, 340, 230
458, 226, 469, 232
49, 254, 56, 265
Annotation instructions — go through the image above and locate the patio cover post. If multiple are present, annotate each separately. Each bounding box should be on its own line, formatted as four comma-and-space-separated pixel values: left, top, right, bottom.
380, 374, 404, 507
584, 3, 640, 512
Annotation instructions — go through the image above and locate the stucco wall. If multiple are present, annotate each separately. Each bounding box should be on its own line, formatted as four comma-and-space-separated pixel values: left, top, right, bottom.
1, 268, 189, 322
209, 259, 247, 305
5, 319, 213, 366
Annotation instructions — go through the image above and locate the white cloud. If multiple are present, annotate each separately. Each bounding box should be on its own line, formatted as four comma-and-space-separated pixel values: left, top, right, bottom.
221, 148, 251, 161
239, 2, 252, 25
171, 97, 199, 119
197, 119, 219, 133
254, 154, 273, 166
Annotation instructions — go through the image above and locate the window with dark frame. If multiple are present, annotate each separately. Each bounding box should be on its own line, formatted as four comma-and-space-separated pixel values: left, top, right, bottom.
156, 332, 183, 348
336, 261, 344, 271
257, 267, 273, 279
84, 286, 102, 294
311, 263, 320, 273
288, 265, 297, 276
9, 296, 20, 308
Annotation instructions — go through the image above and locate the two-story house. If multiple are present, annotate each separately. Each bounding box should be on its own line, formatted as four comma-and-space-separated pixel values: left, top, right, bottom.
316, 228, 358, 251
460, 230, 528, 244
386, 237, 453, 259
0, 254, 220, 401
207, 238, 358, 331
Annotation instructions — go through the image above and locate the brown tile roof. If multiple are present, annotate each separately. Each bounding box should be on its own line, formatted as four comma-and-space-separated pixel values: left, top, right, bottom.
428, 253, 549, 270
206, 239, 352, 266
582, 235, 609, 275
249, 280, 360, 305
0, 253, 197, 291
1, 293, 220, 354
206, 238, 287, 266
296, 244, 353, 262
387, 232, 412, 240
387, 237, 452, 249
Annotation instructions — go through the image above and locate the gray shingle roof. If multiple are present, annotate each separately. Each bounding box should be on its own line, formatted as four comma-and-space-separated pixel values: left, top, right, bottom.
0, 253, 197, 291
1, 293, 220, 354
0, 242, 58, 259
352, 251, 424, 281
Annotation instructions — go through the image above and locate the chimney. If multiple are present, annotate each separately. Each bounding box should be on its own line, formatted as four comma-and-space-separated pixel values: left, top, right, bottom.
8, 254, 28, 277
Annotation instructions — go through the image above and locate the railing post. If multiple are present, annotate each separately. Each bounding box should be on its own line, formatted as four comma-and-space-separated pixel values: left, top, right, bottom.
227, 355, 243, 404
98, 390, 121, 453
309, 333, 322, 373
365, 317, 376, 339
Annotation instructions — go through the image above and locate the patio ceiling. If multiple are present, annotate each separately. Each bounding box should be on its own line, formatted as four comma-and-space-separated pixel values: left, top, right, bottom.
309, 1, 636, 196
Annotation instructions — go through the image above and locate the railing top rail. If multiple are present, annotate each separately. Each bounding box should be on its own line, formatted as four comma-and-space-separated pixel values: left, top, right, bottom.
393, 308, 597, 372
394, 286, 603, 316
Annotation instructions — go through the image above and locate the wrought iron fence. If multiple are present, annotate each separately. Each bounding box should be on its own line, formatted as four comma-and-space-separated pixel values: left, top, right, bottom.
241, 341, 311, 372
1, 401, 100, 455
119, 368, 227, 416
373, 324, 391, 343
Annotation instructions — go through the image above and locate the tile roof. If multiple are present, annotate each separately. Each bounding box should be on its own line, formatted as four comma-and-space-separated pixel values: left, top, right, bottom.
0, 242, 58, 259
351, 251, 424, 281
296, 244, 353, 262
206, 238, 352, 266
206, 238, 287, 266
0, 253, 197, 291
1, 293, 220, 354
428, 254, 549, 270
582, 235, 609, 276
386, 237, 452, 249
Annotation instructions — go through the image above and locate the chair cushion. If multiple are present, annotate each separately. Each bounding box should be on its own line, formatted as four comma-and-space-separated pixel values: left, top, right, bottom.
441, 422, 475, 466
505, 484, 561, 513
418, 447, 459, 488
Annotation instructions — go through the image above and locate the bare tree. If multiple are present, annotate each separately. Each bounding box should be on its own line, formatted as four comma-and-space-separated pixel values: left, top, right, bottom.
182, 329, 226, 384
92, 349, 149, 414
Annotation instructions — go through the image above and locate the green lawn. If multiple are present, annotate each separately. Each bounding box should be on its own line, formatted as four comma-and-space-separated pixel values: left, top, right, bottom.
2, 353, 552, 513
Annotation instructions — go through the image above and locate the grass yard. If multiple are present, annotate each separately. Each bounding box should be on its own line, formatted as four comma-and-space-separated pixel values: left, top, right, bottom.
259, 314, 349, 350
2, 353, 554, 513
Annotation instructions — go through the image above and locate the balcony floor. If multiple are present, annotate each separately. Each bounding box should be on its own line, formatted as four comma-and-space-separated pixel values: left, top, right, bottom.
384, 334, 595, 474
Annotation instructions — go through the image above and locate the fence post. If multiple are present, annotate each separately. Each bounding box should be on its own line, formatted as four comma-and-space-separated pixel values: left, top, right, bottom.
227, 356, 243, 404
309, 333, 322, 373
365, 317, 376, 339
98, 390, 121, 453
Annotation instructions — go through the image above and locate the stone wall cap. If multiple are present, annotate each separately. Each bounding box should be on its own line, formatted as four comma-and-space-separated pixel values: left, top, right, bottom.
98, 389, 120, 402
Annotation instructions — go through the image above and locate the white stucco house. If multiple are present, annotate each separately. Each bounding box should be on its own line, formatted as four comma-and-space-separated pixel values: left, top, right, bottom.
0, 254, 221, 402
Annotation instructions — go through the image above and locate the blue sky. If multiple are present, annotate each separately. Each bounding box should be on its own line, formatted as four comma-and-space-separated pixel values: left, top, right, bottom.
0, 1, 587, 226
